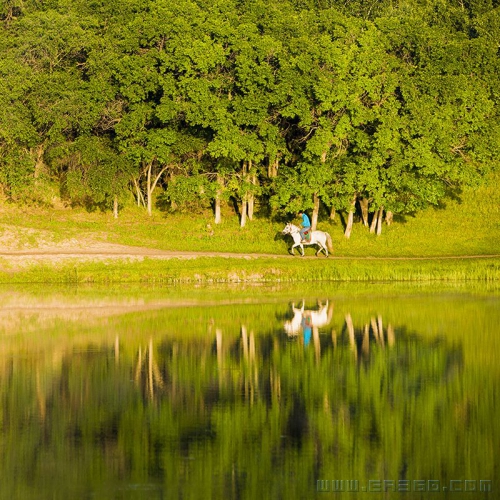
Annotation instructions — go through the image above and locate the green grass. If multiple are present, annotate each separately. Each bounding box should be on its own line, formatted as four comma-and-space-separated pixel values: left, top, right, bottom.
1, 255, 499, 284
2, 175, 500, 257
0, 174, 499, 283
2, 203, 497, 258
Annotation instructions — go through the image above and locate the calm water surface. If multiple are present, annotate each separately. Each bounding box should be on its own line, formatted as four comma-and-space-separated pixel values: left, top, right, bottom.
0, 283, 498, 499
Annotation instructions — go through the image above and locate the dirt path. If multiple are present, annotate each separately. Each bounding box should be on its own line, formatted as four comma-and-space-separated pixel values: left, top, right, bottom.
0, 240, 499, 268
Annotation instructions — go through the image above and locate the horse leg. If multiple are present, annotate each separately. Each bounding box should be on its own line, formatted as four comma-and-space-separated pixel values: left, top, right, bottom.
316, 242, 327, 257
321, 239, 328, 257
300, 244, 305, 256
291, 242, 300, 256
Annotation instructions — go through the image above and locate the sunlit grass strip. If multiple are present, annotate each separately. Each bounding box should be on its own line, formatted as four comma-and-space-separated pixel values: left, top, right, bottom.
2, 173, 500, 259
0, 256, 499, 284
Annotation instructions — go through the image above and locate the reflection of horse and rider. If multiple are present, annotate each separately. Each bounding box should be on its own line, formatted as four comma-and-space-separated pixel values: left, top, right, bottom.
283, 302, 396, 358
284, 300, 334, 346
281, 211, 334, 257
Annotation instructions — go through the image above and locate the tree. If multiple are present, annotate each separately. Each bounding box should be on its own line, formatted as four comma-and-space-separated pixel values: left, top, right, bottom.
0, 52, 38, 201
1, 0, 498, 233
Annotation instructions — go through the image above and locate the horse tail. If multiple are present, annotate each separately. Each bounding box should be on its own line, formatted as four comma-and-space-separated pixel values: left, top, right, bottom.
326, 233, 333, 252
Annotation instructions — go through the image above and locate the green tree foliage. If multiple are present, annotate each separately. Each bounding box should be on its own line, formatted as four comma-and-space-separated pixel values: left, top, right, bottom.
0, 52, 37, 200
0, 0, 498, 229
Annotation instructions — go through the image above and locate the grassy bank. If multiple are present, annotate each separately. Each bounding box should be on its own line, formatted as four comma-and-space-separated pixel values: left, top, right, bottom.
1, 255, 499, 284
2, 199, 500, 258
2, 176, 500, 257
0, 174, 499, 283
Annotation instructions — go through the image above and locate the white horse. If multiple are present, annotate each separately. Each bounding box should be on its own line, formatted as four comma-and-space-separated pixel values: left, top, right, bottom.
306, 300, 333, 329
284, 302, 305, 335
282, 223, 333, 257
284, 300, 333, 336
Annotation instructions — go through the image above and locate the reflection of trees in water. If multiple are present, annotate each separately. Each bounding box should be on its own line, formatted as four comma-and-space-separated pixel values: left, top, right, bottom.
0, 305, 488, 500
115, 307, 463, 410
0, 307, 465, 421
342, 313, 395, 362
134, 338, 165, 400
281, 301, 399, 368
205, 309, 467, 470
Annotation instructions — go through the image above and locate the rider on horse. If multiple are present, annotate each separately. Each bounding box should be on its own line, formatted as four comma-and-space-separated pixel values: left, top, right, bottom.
298, 211, 311, 242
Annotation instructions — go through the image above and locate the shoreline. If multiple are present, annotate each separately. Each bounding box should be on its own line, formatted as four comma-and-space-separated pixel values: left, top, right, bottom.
0, 251, 499, 284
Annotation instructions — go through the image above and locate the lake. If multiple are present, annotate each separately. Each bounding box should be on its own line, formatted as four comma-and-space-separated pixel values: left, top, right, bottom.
0, 282, 498, 499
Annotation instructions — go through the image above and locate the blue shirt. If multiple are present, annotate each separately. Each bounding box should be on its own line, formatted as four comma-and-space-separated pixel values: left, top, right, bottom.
302, 316, 312, 346
301, 213, 311, 228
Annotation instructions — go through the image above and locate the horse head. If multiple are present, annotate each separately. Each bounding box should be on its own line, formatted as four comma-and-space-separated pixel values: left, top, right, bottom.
282, 223, 298, 235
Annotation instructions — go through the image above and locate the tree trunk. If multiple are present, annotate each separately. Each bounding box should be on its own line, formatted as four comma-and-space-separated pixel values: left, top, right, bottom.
385, 211, 393, 226
114, 335, 120, 363
371, 317, 380, 344
240, 197, 247, 227
148, 338, 154, 400
216, 329, 223, 389
311, 193, 320, 231
132, 178, 145, 207
376, 206, 384, 235
345, 313, 357, 360
344, 196, 356, 239
240, 161, 248, 227
377, 315, 385, 347
345, 211, 354, 238
329, 206, 336, 220
247, 162, 255, 221
369, 208, 378, 233
359, 197, 369, 226
362, 324, 370, 357
146, 161, 153, 216
34, 144, 45, 179
387, 324, 395, 347
214, 197, 221, 224
241, 325, 248, 362
313, 327, 320, 364
331, 329, 337, 349
247, 192, 254, 220
113, 195, 118, 219
268, 157, 278, 178
214, 174, 223, 224
145, 159, 168, 217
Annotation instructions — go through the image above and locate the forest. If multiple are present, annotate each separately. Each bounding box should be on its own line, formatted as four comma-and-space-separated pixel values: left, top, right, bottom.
1, 0, 499, 236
